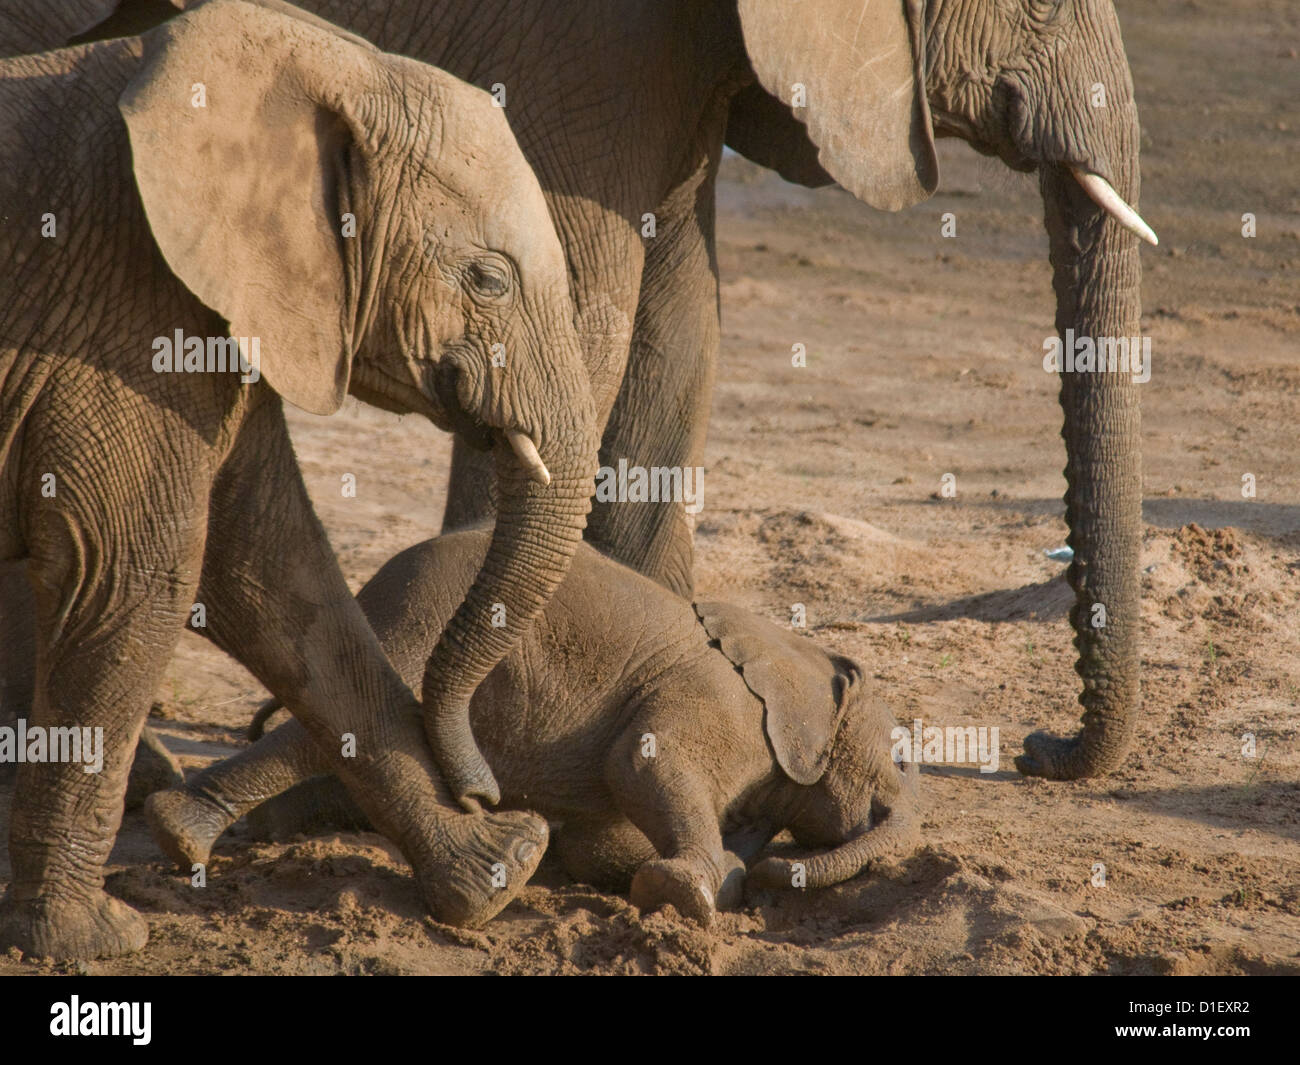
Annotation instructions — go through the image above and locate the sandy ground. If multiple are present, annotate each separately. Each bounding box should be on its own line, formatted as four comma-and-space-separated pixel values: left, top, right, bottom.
3, 0, 1299, 975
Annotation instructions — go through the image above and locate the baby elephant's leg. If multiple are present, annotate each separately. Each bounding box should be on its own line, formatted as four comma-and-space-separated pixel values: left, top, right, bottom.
245, 777, 371, 843
606, 701, 746, 924
554, 814, 656, 891
146, 719, 328, 867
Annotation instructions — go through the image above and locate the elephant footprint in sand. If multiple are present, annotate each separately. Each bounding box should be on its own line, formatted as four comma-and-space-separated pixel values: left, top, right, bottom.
0, 0, 598, 958
149, 529, 919, 924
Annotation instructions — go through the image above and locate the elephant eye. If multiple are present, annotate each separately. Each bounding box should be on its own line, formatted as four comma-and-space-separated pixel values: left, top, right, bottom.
465, 258, 512, 301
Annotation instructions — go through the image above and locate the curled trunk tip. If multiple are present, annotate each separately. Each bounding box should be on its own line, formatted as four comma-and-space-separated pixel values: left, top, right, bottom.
752, 764, 919, 891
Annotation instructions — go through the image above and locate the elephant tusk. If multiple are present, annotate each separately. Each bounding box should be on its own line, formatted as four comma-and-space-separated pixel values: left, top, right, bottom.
506, 429, 551, 487
1069, 167, 1159, 246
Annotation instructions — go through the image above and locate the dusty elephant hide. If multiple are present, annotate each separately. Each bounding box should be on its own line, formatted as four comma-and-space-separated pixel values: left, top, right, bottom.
149, 528, 919, 924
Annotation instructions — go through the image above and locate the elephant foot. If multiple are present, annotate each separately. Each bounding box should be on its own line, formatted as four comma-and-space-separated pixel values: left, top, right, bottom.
413, 809, 548, 928
1015, 729, 1090, 780
630, 858, 716, 925
124, 724, 185, 810
0, 889, 149, 960
144, 786, 232, 868
714, 851, 747, 912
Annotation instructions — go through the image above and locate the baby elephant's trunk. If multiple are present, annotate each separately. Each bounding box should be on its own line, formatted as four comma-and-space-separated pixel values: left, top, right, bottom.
751, 762, 919, 891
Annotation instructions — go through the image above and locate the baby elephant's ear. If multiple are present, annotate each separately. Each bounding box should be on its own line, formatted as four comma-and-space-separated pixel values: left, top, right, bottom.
695, 602, 849, 785
118, 0, 378, 415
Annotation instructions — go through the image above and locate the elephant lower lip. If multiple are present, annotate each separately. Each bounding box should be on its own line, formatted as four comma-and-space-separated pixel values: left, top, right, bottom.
447, 411, 494, 452
996, 133, 1037, 171
349, 364, 493, 448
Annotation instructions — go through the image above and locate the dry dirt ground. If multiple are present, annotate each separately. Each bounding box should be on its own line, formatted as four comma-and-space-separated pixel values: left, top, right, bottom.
2, 0, 1298, 975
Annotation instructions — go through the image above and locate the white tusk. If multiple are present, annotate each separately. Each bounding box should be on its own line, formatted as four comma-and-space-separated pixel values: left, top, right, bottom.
506, 430, 551, 487
1069, 167, 1159, 246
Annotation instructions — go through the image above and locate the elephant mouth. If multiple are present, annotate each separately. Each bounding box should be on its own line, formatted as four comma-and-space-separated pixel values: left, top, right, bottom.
430, 360, 552, 484
931, 110, 1159, 247
431, 360, 495, 451
348, 358, 495, 449
349, 359, 549, 483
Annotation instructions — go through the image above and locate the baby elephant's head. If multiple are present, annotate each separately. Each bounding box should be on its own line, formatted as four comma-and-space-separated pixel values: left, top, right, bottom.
120, 0, 596, 477
119, 0, 599, 804
696, 604, 919, 891
762, 656, 919, 890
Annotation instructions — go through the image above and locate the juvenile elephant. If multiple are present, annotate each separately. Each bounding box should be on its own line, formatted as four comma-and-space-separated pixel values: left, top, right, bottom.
147, 529, 919, 923
0, 0, 598, 957
21, 0, 1160, 784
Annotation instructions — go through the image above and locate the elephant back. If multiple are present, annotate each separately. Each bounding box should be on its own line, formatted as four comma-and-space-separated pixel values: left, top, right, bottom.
693, 601, 850, 786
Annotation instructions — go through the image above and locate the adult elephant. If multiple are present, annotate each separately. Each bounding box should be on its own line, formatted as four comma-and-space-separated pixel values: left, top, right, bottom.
0, 0, 597, 956
7, 0, 1157, 782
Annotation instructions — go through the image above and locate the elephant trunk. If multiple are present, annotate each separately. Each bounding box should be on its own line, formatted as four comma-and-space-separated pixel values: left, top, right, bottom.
1016, 159, 1145, 779
750, 763, 919, 891
421, 361, 598, 805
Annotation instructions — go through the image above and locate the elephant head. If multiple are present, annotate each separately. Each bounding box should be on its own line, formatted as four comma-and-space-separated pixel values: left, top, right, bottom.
761, 659, 920, 891
694, 602, 918, 889
730, 0, 1154, 779
119, 0, 598, 803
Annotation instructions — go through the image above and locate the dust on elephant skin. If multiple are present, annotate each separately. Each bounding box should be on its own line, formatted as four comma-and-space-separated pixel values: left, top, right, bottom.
148, 529, 919, 925
0, 0, 598, 959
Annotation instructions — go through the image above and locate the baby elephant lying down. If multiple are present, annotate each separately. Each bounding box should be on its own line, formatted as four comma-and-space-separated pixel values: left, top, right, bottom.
148, 529, 918, 922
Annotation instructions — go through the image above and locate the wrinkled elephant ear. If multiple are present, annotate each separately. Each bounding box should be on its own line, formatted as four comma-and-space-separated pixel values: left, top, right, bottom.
724, 81, 834, 189
118, 0, 380, 415
735, 0, 938, 211
694, 602, 852, 785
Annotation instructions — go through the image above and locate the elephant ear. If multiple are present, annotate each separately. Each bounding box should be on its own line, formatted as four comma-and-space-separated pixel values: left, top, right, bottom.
725, 81, 835, 189
735, 0, 938, 211
695, 602, 850, 785
118, 0, 379, 415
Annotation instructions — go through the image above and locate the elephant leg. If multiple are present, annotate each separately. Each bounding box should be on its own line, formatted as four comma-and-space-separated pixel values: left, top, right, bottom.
2, 563, 181, 801
123, 724, 185, 811
607, 711, 744, 923
0, 480, 208, 960
0, 562, 36, 787
145, 716, 340, 867
553, 813, 656, 892
584, 152, 724, 597
244, 775, 369, 842
192, 394, 546, 927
